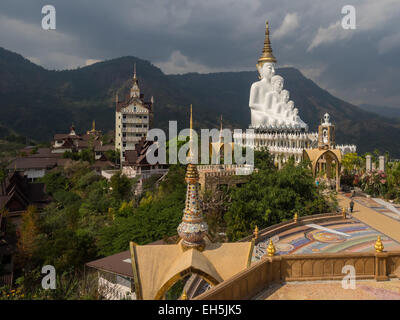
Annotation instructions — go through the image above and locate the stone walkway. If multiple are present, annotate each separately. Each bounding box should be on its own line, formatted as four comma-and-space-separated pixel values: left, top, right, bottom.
338, 193, 400, 243
259, 279, 400, 300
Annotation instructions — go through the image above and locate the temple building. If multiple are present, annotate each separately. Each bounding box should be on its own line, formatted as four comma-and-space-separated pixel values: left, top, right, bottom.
303, 113, 342, 191
115, 65, 154, 163
233, 21, 356, 166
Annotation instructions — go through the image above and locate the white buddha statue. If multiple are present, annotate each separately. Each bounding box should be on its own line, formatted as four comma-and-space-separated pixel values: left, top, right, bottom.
248, 20, 308, 131
277, 89, 289, 115
249, 62, 275, 127
285, 100, 295, 118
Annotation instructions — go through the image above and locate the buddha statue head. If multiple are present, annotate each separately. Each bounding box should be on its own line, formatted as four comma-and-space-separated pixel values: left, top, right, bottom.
281, 90, 289, 103
271, 75, 284, 93
259, 62, 275, 81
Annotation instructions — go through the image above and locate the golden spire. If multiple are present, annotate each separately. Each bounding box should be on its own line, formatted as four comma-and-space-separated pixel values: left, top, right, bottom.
375, 236, 384, 253
294, 212, 298, 223
92, 120, 96, 132
257, 20, 277, 68
188, 104, 193, 161
177, 104, 208, 251
342, 207, 346, 219
267, 239, 276, 257
253, 225, 259, 240
181, 290, 188, 300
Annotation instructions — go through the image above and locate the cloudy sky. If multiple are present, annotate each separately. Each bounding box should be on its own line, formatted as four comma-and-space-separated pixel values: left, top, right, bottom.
1, 0, 400, 108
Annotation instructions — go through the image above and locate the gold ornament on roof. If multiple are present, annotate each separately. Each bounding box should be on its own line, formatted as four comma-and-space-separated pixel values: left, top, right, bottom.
181, 290, 188, 300
257, 20, 277, 68
267, 239, 276, 257
375, 236, 384, 253
294, 212, 298, 223
342, 207, 346, 219
254, 225, 259, 240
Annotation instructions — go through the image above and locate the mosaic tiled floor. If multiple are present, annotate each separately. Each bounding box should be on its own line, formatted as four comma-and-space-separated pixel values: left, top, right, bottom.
258, 279, 400, 300
351, 196, 400, 222
252, 220, 400, 262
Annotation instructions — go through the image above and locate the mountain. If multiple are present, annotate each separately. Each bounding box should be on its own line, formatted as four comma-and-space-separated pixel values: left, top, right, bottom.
1, 47, 400, 156
359, 104, 400, 119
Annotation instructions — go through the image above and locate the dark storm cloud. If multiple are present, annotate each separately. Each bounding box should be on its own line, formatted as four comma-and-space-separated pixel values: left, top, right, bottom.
0, 0, 399, 107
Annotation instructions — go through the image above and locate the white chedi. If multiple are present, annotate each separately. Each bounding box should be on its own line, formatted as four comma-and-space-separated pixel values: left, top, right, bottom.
249, 62, 307, 130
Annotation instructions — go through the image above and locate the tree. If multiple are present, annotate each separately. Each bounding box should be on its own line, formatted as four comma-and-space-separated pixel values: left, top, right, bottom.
109, 171, 133, 202
342, 152, 362, 174
225, 152, 333, 241
15, 206, 40, 269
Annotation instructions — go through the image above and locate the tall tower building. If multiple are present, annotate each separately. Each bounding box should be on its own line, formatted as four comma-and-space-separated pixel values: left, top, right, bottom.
115, 64, 154, 163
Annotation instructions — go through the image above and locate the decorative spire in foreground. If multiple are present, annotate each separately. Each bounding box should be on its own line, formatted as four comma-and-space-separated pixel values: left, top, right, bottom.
92, 120, 96, 132
177, 105, 208, 251
257, 20, 277, 68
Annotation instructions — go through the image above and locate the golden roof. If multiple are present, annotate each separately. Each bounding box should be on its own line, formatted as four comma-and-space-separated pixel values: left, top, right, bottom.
130, 238, 254, 300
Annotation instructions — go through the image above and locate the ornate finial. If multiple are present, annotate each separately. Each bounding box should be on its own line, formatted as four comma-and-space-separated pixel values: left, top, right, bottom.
375, 236, 384, 253
70, 123, 76, 135
257, 20, 277, 68
342, 207, 346, 219
294, 212, 298, 223
130, 64, 140, 98
177, 106, 208, 251
181, 290, 188, 300
267, 239, 276, 257
92, 120, 96, 131
188, 104, 194, 162
253, 226, 259, 240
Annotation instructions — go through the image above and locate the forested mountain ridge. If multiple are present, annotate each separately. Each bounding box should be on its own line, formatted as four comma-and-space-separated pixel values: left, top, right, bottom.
1, 47, 399, 156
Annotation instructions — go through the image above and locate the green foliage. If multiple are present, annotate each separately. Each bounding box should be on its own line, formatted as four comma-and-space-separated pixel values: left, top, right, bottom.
342, 152, 362, 174
104, 149, 119, 164
39, 171, 69, 195
225, 151, 333, 241
63, 149, 95, 164
98, 165, 186, 256
110, 171, 133, 202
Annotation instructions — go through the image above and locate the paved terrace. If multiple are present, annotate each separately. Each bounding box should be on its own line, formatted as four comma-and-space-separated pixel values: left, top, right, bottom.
196, 193, 400, 300
256, 279, 400, 300
338, 193, 400, 243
